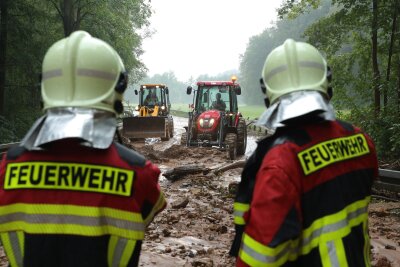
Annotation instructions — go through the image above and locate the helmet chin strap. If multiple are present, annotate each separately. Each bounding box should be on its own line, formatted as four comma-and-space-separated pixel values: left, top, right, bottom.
260, 78, 270, 108
113, 71, 128, 114
264, 98, 270, 108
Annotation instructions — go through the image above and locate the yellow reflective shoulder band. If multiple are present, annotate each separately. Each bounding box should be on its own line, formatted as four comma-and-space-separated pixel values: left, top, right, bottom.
143, 191, 166, 226
238, 197, 370, 266
1, 231, 24, 267
239, 232, 299, 267
0, 203, 143, 222
0, 203, 145, 240
234, 202, 250, 211
300, 196, 370, 256
108, 235, 118, 267
17, 231, 24, 257
233, 202, 249, 225
108, 236, 137, 267
319, 239, 348, 267
363, 221, 371, 267
120, 239, 136, 266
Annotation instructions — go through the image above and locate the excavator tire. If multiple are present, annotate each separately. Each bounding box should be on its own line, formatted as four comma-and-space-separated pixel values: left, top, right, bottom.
237, 118, 247, 155
225, 133, 237, 160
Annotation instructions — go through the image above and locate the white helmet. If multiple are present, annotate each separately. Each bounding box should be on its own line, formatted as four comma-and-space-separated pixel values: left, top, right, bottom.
261, 39, 330, 106
41, 30, 127, 114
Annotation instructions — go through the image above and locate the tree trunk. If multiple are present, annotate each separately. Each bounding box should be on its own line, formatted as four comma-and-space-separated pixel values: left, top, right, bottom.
384, 4, 398, 111
60, 0, 77, 36
0, 0, 8, 115
372, 0, 381, 117
397, 53, 400, 114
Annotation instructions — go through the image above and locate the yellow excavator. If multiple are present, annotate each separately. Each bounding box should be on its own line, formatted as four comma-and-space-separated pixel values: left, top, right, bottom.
122, 84, 174, 140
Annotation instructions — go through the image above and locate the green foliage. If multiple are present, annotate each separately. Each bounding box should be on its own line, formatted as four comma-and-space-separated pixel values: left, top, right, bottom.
0, 116, 17, 143
242, 0, 400, 161
0, 108, 41, 143
0, 0, 152, 142
131, 71, 191, 105
81, 0, 152, 83
301, 0, 400, 161
239, 0, 331, 105
338, 107, 400, 160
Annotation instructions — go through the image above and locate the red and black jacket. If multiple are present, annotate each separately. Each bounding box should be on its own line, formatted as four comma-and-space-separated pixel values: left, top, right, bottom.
0, 139, 166, 267
231, 120, 378, 267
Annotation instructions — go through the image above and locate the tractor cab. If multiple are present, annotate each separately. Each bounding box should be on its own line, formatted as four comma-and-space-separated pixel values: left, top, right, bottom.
182, 76, 247, 160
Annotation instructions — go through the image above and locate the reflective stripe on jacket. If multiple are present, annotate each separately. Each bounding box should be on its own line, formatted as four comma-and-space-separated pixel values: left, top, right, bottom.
0, 140, 166, 266
231, 120, 378, 267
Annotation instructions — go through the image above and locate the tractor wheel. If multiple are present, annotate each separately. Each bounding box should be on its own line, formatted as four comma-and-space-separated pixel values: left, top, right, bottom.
181, 131, 188, 146
225, 133, 237, 160
237, 118, 247, 155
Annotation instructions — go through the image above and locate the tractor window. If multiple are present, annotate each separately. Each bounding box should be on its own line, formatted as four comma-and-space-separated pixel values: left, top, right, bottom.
197, 86, 228, 112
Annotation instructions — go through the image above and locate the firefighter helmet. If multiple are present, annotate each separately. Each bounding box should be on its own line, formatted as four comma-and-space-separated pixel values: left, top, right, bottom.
41, 30, 127, 114
261, 39, 329, 105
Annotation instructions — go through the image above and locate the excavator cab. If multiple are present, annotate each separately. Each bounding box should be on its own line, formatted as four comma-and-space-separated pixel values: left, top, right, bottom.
122, 84, 174, 140
135, 85, 170, 117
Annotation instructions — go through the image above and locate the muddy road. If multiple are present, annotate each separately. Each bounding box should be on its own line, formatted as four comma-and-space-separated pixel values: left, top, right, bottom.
128, 116, 400, 267
0, 116, 399, 267
128, 116, 250, 266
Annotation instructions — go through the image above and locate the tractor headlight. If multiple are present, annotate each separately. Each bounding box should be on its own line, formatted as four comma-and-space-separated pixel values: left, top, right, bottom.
209, 118, 215, 127
135, 105, 139, 111
161, 105, 166, 110
199, 118, 204, 127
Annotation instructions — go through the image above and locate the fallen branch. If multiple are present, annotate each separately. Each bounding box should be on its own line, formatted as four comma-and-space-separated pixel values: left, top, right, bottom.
163, 164, 211, 181
211, 160, 246, 175
163, 160, 247, 182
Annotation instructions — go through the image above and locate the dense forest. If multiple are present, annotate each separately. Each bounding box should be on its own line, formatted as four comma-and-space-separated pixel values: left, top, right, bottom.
0, 0, 152, 142
246, 0, 400, 161
1, 0, 399, 161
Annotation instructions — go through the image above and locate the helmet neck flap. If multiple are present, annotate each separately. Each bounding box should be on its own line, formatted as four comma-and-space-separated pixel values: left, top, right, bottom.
256, 91, 335, 131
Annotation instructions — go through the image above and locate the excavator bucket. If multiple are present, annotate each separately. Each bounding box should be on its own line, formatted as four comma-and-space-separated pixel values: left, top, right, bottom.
122, 116, 168, 139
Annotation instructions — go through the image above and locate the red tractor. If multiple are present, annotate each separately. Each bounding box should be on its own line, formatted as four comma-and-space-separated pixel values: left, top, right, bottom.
181, 76, 247, 160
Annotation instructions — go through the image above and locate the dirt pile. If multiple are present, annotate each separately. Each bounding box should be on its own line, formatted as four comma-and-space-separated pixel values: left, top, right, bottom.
130, 141, 400, 267
0, 138, 399, 267
369, 201, 400, 267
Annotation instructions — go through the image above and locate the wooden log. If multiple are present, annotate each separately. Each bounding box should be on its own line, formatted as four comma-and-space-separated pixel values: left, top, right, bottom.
163, 160, 247, 182
211, 160, 246, 175
163, 164, 211, 181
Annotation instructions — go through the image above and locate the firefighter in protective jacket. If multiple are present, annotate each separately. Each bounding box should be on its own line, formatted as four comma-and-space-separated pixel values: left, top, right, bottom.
0, 31, 166, 267
230, 39, 378, 266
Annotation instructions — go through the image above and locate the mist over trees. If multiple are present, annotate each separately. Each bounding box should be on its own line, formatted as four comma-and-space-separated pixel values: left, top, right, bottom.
1, 0, 399, 160
238, 0, 332, 106
237, 0, 399, 159
130, 69, 240, 105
